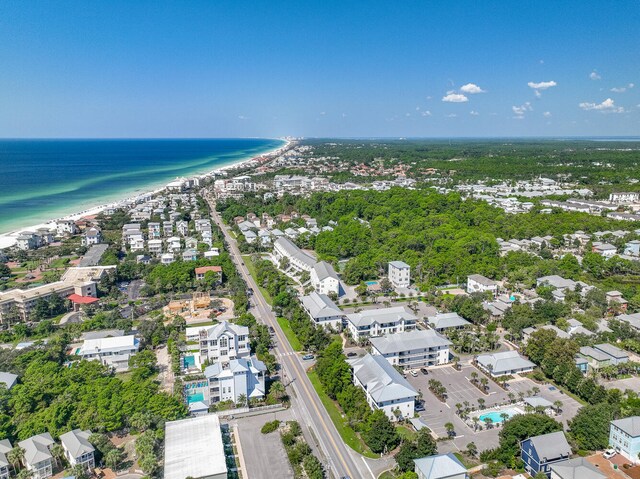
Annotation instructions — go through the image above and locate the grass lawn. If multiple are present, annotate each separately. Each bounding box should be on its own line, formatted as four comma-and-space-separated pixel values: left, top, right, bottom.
307, 370, 378, 459
378, 472, 396, 479
276, 317, 302, 352
453, 452, 478, 469
396, 424, 417, 442
241, 255, 273, 305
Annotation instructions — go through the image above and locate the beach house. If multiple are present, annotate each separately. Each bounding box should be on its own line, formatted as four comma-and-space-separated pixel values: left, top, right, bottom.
301, 292, 344, 329
77, 335, 139, 371
610, 416, 640, 463
19, 433, 55, 479
414, 453, 468, 479
198, 321, 250, 364
476, 350, 535, 377
466, 274, 498, 296
60, 429, 95, 472
388, 261, 411, 288
310, 261, 340, 296
0, 439, 11, 479
550, 458, 605, 479
204, 355, 266, 404
520, 431, 571, 477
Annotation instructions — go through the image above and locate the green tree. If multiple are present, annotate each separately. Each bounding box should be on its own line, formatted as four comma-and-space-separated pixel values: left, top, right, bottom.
569, 402, 616, 451
363, 410, 399, 454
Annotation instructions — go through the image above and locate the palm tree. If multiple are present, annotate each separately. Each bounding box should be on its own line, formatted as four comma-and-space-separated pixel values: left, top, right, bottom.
444, 422, 455, 438
236, 393, 248, 407
470, 372, 478, 384
532, 386, 540, 396
270, 380, 285, 401
8, 446, 25, 471
472, 416, 479, 431
50, 443, 65, 469
508, 392, 515, 403
466, 441, 478, 457
553, 400, 563, 414
480, 377, 489, 392
477, 398, 485, 409
455, 403, 463, 415
500, 412, 509, 424
105, 448, 123, 471
484, 417, 494, 429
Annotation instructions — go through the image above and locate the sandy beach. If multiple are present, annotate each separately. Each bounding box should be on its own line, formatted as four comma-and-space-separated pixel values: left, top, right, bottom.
0, 139, 290, 250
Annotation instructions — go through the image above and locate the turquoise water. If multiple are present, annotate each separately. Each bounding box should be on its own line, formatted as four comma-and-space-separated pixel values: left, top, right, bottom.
479, 408, 518, 424
187, 392, 205, 403
183, 355, 195, 368
0, 138, 284, 234
365, 280, 379, 286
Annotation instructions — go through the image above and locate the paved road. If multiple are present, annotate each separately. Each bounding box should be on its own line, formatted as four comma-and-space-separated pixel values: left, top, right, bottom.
205, 192, 370, 479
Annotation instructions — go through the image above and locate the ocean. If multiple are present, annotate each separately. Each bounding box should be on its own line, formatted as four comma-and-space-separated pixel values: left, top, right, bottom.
0, 138, 284, 234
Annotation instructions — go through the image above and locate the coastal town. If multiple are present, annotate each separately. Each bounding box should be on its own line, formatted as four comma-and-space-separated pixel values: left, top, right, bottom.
1, 139, 640, 479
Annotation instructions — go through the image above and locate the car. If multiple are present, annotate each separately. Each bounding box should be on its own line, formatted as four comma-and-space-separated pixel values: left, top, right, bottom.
420, 367, 429, 375
346, 352, 357, 357
410, 370, 418, 377
415, 402, 426, 412
302, 354, 315, 360
603, 449, 617, 459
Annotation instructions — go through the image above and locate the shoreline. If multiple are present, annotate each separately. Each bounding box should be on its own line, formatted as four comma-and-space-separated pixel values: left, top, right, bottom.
0, 138, 290, 249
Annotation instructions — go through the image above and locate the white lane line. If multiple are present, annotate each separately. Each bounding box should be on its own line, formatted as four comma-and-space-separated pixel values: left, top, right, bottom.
361, 456, 375, 479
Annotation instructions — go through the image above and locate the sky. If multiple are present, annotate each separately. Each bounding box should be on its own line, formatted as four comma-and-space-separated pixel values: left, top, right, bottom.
0, 1, 639, 138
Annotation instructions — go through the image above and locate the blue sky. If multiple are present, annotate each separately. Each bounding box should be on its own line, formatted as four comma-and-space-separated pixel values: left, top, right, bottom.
0, 1, 638, 138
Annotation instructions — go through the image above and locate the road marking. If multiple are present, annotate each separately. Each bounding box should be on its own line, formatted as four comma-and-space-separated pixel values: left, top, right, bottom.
361, 456, 375, 479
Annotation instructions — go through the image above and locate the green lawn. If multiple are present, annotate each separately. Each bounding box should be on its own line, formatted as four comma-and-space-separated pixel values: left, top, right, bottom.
396, 424, 417, 442
276, 317, 302, 352
307, 370, 378, 459
241, 255, 273, 305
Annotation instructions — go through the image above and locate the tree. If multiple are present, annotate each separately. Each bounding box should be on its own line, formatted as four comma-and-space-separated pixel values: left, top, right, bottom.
363, 410, 399, 454
50, 443, 65, 469
105, 448, 124, 470
495, 414, 562, 463
379, 277, 392, 293
444, 422, 455, 438
237, 393, 248, 407
8, 445, 25, 471
568, 402, 616, 451
466, 441, 478, 457
394, 428, 437, 472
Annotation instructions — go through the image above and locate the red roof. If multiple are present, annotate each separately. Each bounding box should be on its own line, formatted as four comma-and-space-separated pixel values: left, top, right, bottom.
67, 294, 99, 304
195, 266, 222, 275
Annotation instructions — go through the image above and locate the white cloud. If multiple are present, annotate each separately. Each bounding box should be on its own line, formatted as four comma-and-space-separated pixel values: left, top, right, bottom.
579, 98, 624, 113
543, 111, 552, 117
238, 115, 249, 120
442, 92, 468, 103
611, 83, 635, 93
426, 96, 432, 100
405, 113, 411, 117
341, 113, 347, 117
590, 71, 601, 80
416, 106, 421, 111
446, 113, 457, 118
470, 110, 479, 116
460, 83, 486, 94
512, 102, 533, 117
421, 110, 432, 117
319, 111, 326, 115
528, 80, 557, 90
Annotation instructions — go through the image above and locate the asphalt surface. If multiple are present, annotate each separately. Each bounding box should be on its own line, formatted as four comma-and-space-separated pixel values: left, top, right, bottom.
205, 191, 371, 479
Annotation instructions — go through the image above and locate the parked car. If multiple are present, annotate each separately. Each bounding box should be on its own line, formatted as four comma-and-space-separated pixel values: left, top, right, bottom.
410, 370, 418, 377
420, 367, 429, 375
346, 352, 357, 357
415, 402, 426, 412
302, 354, 315, 360
603, 449, 617, 459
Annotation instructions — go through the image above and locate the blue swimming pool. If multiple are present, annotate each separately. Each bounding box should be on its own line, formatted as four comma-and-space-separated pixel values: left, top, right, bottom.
187, 392, 204, 403
365, 281, 379, 286
183, 355, 195, 368
479, 408, 519, 424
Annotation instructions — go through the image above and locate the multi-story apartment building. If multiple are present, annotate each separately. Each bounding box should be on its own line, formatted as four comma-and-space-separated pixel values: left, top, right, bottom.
388, 261, 411, 288
204, 356, 266, 404
346, 306, 417, 340
199, 321, 250, 364
370, 330, 451, 370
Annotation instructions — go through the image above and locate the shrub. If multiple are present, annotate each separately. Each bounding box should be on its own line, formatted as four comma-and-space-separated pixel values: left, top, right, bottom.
261, 420, 280, 434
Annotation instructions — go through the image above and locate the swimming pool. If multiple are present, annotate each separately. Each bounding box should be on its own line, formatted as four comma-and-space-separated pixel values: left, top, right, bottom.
365, 280, 379, 286
183, 355, 196, 368
187, 392, 204, 403
479, 407, 520, 424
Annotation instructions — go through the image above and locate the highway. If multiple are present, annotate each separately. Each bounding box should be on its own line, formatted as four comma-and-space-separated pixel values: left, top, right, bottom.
204, 191, 370, 479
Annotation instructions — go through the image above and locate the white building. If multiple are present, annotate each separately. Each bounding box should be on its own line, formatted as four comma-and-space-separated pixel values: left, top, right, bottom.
204, 355, 266, 404
610, 416, 640, 464
414, 453, 468, 479
301, 292, 344, 329
273, 237, 316, 273
18, 433, 55, 479
0, 440, 11, 479
82, 227, 102, 246
346, 306, 417, 340
388, 261, 411, 288
60, 429, 95, 472
56, 219, 79, 236
476, 350, 535, 377
164, 415, 227, 479
466, 274, 498, 296
348, 354, 418, 421
609, 192, 640, 204
198, 321, 250, 364
370, 329, 451, 369
310, 261, 340, 296
148, 239, 163, 255
77, 335, 140, 371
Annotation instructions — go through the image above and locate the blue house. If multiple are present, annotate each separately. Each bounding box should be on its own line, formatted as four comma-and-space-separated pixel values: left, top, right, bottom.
520, 431, 571, 477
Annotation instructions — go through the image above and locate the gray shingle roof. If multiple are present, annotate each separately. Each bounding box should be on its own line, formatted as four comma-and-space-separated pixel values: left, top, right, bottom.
0, 439, 11, 468
0, 372, 18, 390
550, 457, 605, 479
526, 431, 571, 461
348, 354, 417, 403
312, 261, 339, 281
389, 261, 410, 269
347, 306, 417, 328
370, 329, 451, 355
612, 416, 640, 437
476, 350, 535, 375
594, 343, 628, 359
468, 274, 497, 286
60, 429, 94, 459
18, 433, 54, 466
427, 312, 470, 330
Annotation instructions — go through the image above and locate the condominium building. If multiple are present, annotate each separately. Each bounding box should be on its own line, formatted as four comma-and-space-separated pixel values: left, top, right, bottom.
301, 292, 344, 329
370, 330, 451, 370
346, 306, 417, 340
388, 261, 411, 288
204, 356, 266, 404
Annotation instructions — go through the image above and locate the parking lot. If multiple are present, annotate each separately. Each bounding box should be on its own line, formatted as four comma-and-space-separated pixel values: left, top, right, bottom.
405, 362, 584, 452
603, 376, 640, 392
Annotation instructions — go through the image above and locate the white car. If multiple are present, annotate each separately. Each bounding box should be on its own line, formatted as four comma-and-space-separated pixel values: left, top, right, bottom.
410, 370, 418, 377
603, 449, 617, 459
